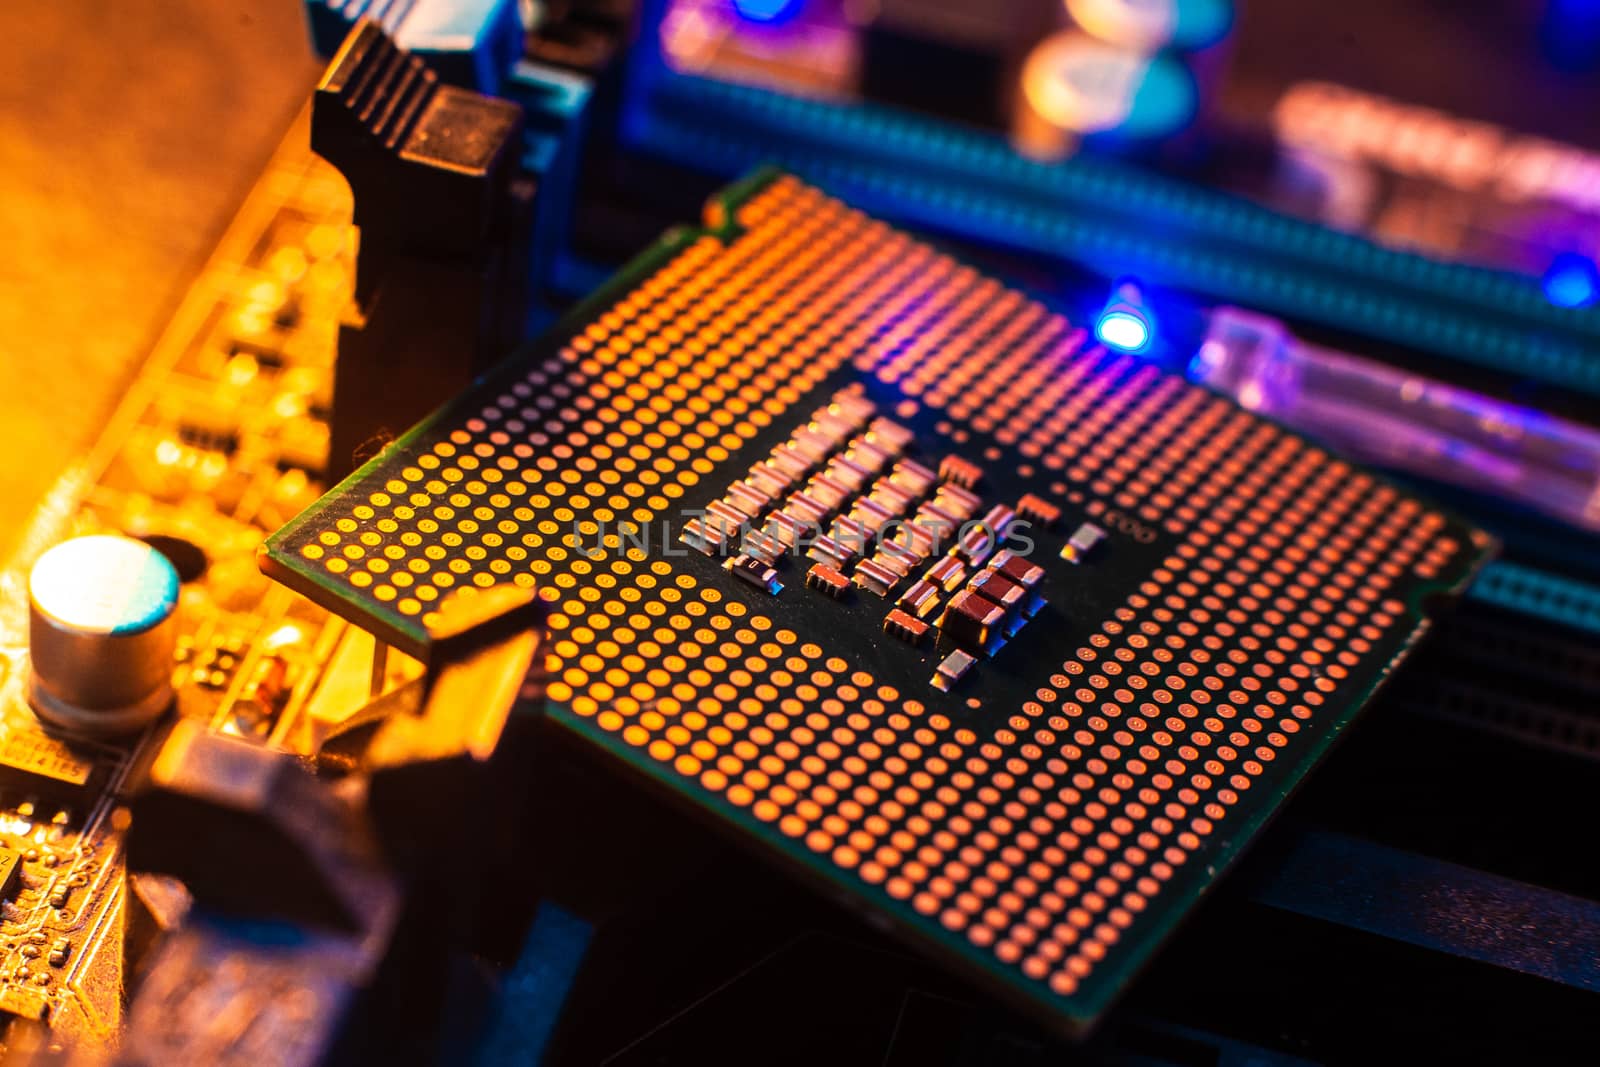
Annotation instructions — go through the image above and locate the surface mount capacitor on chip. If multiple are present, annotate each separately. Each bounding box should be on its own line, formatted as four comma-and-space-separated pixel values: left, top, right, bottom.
262, 170, 1492, 1037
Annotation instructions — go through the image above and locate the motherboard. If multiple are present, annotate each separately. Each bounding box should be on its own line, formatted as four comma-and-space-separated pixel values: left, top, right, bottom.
0, 114, 420, 1061
21, 2, 1600, 1060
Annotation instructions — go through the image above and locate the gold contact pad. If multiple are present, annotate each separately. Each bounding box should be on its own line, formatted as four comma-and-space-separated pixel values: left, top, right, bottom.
268, 175, 1480, 1027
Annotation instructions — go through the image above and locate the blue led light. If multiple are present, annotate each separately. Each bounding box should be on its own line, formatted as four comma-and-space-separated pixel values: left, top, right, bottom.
1096, 309, 1152, 352
1543, 253, 1600, 308
1095, 278, 1156, 353
732, 0, 802, 23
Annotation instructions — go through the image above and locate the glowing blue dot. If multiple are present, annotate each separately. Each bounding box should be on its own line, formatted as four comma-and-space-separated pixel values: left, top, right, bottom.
1543, 253, 1600, 308
1096, 309, 1152, 353
732, 0, 802, 23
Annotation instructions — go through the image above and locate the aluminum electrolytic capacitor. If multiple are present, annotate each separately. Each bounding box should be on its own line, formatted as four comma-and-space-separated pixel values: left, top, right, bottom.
28, 535, 180, 735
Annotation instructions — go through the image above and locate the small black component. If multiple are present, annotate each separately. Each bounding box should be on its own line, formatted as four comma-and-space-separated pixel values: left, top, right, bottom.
315, 21, 524, 282
524, 0, 634, 74
0, 847, 20, 900
228, 340, 285, 370
176, 422, 239, 456
312, 20, 527, 479
356, 584, 546, 889
725, 554, 783, 596
0, 727, 104, 802
127, 719, 387, 931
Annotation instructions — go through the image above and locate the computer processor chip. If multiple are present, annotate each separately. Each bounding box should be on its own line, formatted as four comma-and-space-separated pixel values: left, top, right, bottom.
261, 170, 1491, 1035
